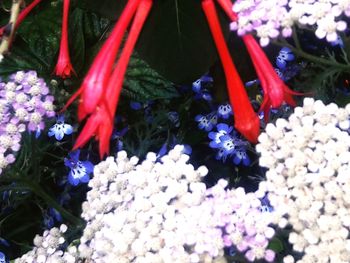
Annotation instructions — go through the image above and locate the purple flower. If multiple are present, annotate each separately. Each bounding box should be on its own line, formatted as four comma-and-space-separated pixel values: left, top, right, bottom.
0, 251, 6, 263
217, 103, 233, 119
192, 74, 213, 101
208, 123, 233, 148
112, 126, 128, 152
195, 112, 217, 131
276, 47, 295, 69
219, 134, 237, 155
130, 101, 142, 110
48, 115, 73, 141
233, 150, 251, 166
64, 150, 93, 186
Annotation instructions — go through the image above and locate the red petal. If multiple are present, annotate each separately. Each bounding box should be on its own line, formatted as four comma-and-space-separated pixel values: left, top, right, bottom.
202, 0, 259, 143
80, 0, 142, 114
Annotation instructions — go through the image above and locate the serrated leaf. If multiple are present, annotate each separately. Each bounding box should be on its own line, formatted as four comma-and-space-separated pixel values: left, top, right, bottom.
69, 8, 85, 73
0, 37, 50, 77
17, 1, 62, 68
122, 55, 179, 101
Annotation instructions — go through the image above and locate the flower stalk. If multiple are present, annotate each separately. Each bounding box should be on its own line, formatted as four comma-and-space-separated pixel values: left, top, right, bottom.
202, 0, 260, 143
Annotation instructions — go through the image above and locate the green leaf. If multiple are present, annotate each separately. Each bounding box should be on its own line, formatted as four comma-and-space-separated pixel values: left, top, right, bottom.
122, 54, 179, 101
17, 0, 62, 68
0, 37, 50, 77
79, 0, 230, 84
69, 8, 86, 73
268, 237, 284, 253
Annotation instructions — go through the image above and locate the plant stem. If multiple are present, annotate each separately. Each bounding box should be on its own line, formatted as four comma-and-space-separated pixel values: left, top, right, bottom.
0, 0, 23, 56
25, 180, 83, 225
292, 27, 301, 51
274, 40, 350, 71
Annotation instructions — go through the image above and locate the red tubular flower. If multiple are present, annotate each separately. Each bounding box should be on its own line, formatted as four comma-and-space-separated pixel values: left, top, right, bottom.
63, 0, 142, 120
202, 0, 260, 143
0, 0, 42, 37
54, 0, 75, 78
73, 0, 153, 158
243, 35, 298, 118
215, 0, 299, 119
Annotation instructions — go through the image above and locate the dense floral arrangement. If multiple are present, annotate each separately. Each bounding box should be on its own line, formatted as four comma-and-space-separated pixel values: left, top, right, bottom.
231, 0, 350, 46
1, 0, 350, 262
0, 71, 55, 175
257, 98, 350, 262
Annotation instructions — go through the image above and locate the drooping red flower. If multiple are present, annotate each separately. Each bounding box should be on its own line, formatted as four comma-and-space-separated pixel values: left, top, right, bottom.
243, 35, 299, 119
215, 0, 300, 120
63, 0, 142, 121
54, 0, 75, 78
0, 0, 42, 37
73, 0, 153, 158
202, 0, 260, 143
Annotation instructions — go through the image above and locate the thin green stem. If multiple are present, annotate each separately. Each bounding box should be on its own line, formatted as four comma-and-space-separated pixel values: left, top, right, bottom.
274, 40, 350, 71
292, 27, 301, 51
24, 180, 83, 225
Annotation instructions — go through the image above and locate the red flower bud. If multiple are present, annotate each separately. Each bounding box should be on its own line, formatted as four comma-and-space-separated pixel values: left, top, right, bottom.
54, 0, 75, 78
202, 0, 260, 143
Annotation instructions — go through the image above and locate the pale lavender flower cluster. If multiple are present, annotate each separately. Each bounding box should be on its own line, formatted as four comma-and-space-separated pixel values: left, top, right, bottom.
0, 71, 55, 174
230, 0, 349, 46
205, 180, 276, 262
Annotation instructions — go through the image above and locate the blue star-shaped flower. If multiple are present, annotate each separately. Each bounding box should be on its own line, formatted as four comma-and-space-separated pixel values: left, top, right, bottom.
276, 47, 295, 69
64, 150, 93, 186
195, 112, 217, 132
217, 103, 233, 119
0, 252, 6, 263
219, 134, 237, 155
233, 150, 251, 166
192, 74, 213, 101
208, 123, 233, 148
113, 127, 128, 152
48, 115, 73, 141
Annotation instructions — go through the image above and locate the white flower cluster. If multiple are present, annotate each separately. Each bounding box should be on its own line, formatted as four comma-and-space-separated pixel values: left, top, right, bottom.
14, 225, 78, 263
230, 0, 349, 46
256, 98, 350, 262
77, 145, 276, 262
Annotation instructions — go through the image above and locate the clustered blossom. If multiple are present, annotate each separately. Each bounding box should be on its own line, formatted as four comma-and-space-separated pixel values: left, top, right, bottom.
230, 0, 349, 46
256, 98, 350, 262
14, 224, 78, 263
76, 145, 275, 262
0, 71, 55, 174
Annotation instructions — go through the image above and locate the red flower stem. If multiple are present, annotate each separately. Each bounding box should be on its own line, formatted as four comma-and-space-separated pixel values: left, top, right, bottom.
62, 0, 141, 114
0, 0, 42, 37
99, 0, 153, 156
202, 0, 259, 143
215, 0, 237, 21
73, 0, 153, 158
80, 0, 142, 114
60, 0, 70, 49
